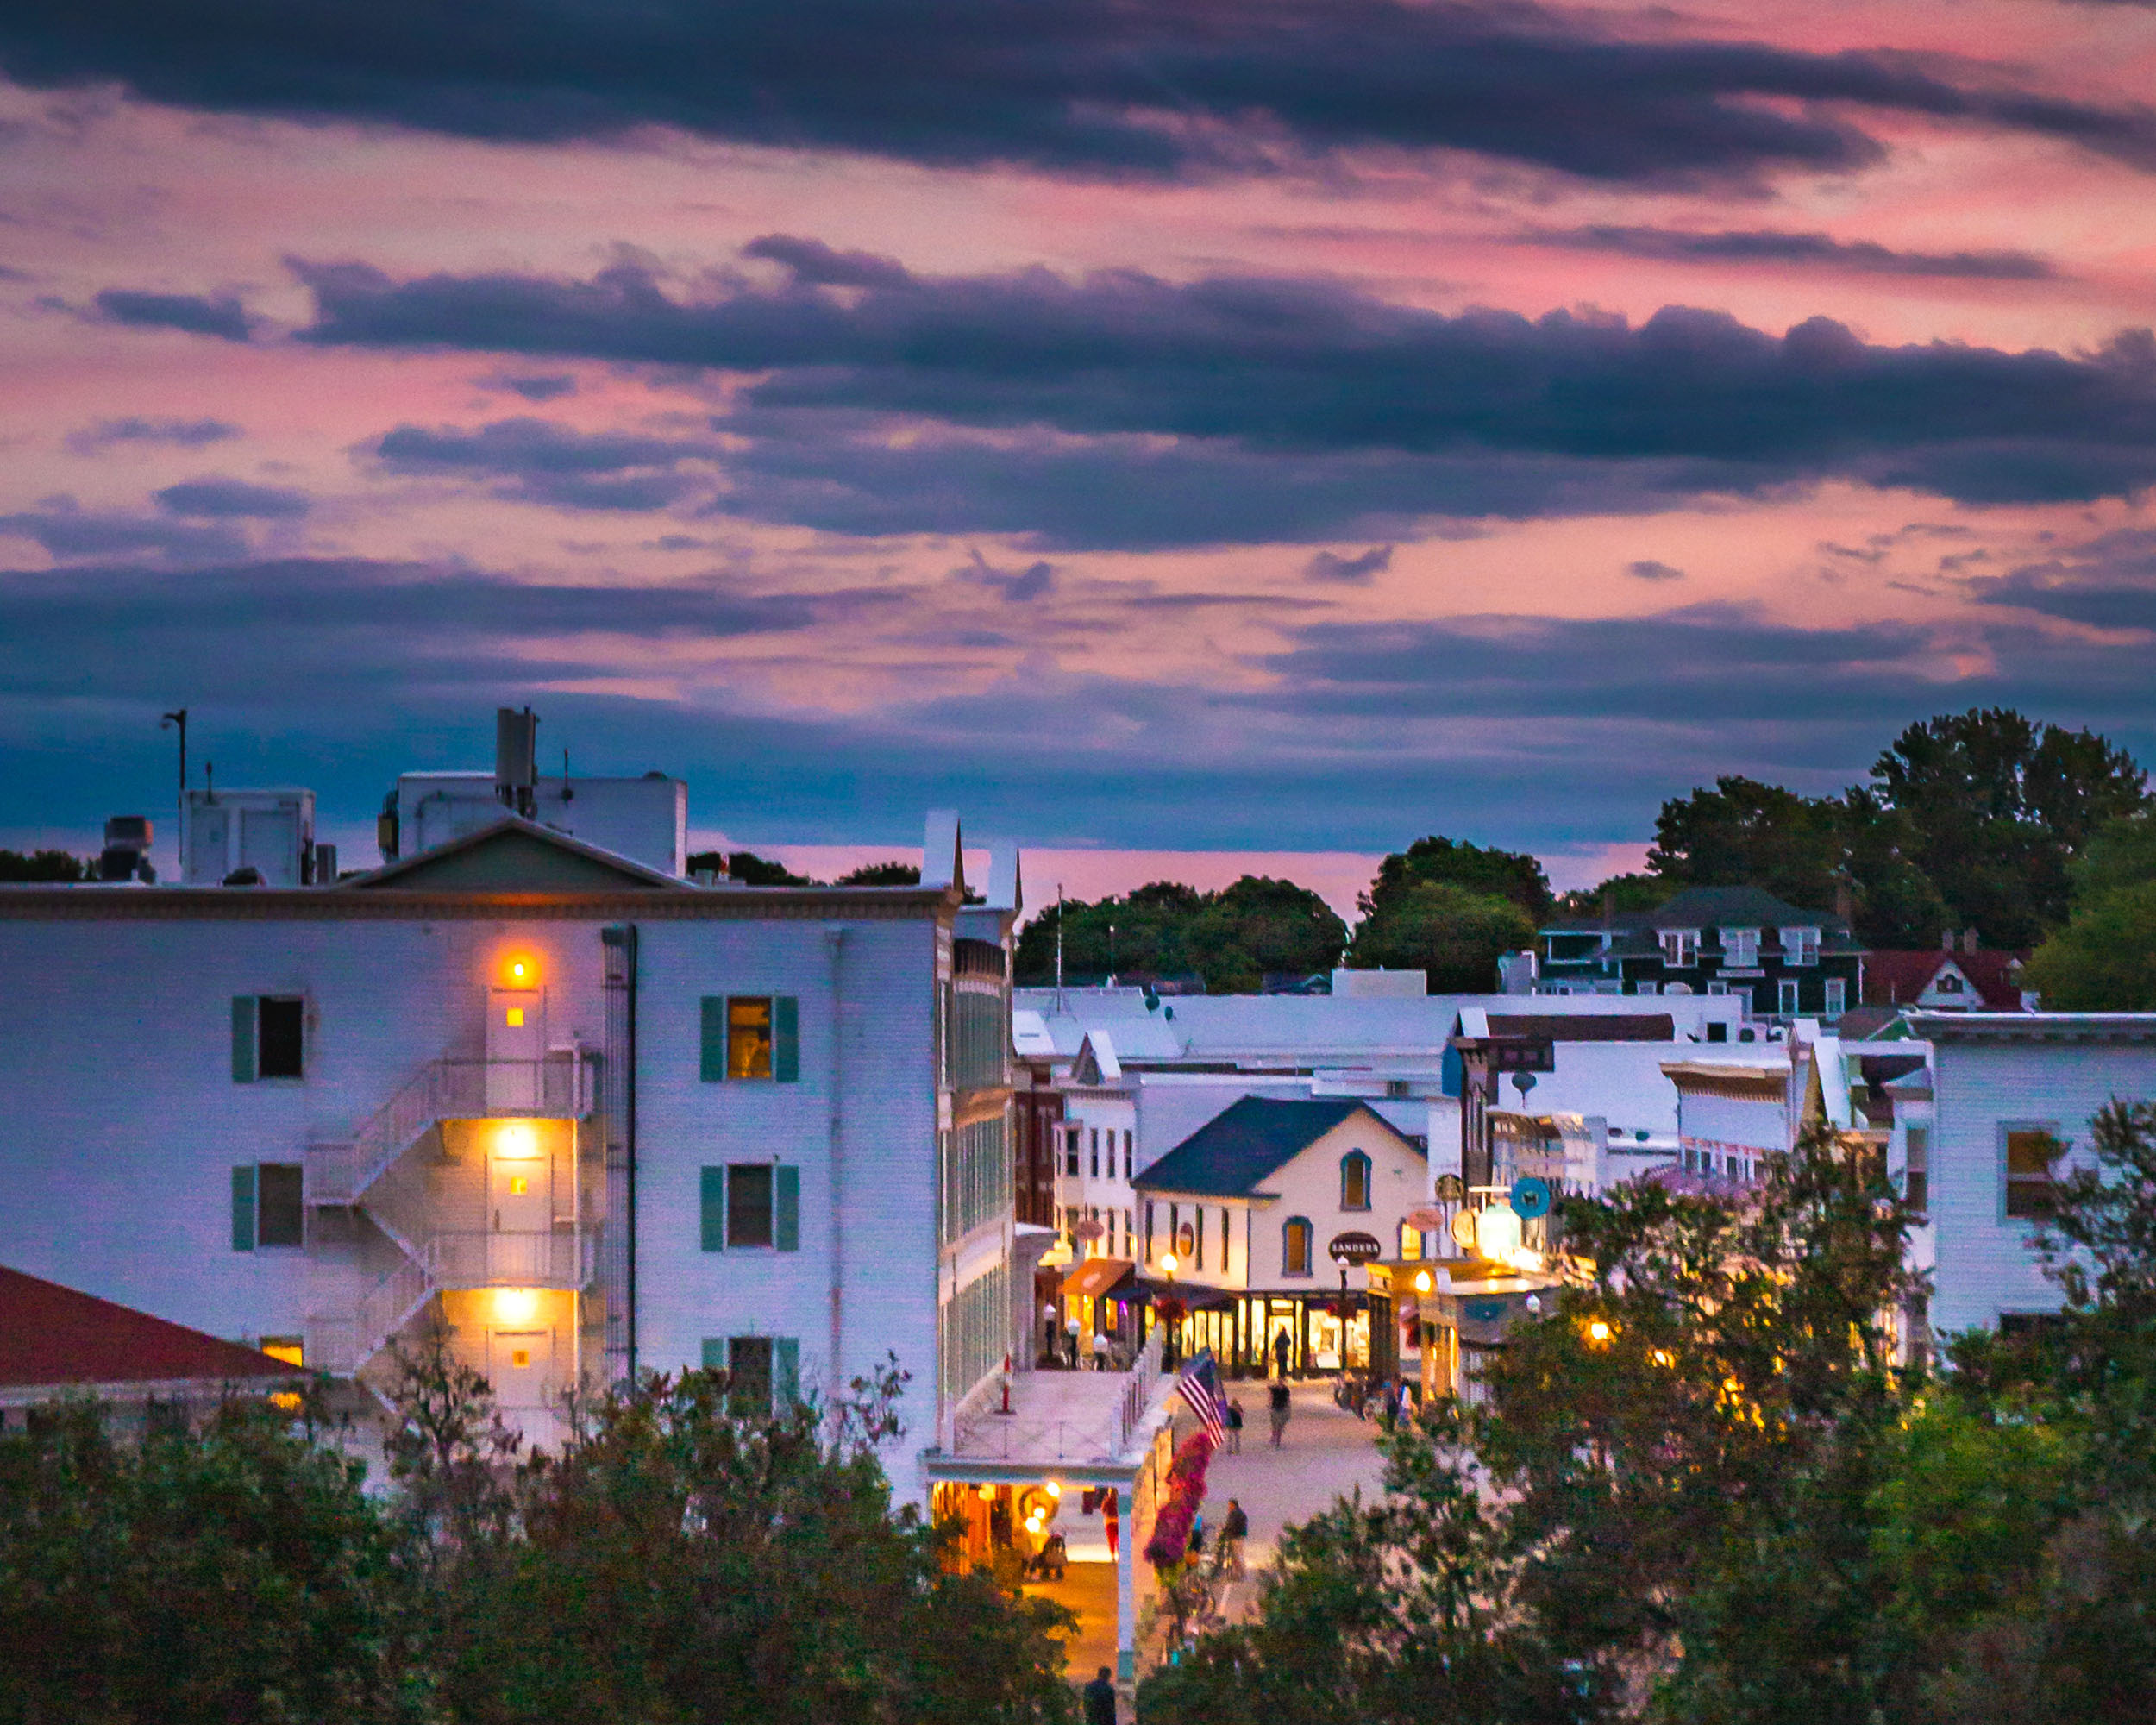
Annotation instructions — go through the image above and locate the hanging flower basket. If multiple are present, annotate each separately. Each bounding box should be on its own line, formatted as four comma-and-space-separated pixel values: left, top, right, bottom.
1153, 1295, 1187, 1325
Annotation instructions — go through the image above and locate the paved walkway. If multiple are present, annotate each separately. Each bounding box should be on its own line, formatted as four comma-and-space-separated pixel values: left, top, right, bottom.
1202, 1378, 1390, 1570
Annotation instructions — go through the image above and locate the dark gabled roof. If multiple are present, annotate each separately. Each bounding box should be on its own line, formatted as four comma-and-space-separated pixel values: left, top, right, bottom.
1543, 884, 1847, 937
343, 814, 691, 893
1134, 1097, 1419, 1199
0, 1267, 300, 1390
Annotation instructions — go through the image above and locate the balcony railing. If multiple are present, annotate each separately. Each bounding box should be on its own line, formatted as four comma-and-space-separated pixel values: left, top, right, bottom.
308, 1054, 596, 1205
424, 1229, 588, 1289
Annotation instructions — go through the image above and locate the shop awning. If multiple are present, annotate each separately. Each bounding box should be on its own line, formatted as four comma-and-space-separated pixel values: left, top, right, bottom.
1062, 1257, 1136, 1300
1131, 1278, 1237, 1310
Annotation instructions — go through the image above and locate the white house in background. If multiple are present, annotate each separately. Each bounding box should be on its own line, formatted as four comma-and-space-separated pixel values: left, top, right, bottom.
1911, 1013, 2156, 1338
0, 794, 1019, 1504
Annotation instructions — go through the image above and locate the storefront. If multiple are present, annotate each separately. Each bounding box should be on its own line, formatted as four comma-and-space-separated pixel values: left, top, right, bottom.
1138, 1286, 1382, 1377
1412, 1259, 1564, 1405
1056, 1256, 1137, 1364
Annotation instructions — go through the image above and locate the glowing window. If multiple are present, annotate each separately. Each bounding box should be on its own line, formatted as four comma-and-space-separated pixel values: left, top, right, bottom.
728, 997, 774, 1080
2005, 1126, 2059, 1220
260, 1337, 304, 1368
511, 1348, 530, 1369
509, 1176, 529, 1196
505, 1007, 525, 1027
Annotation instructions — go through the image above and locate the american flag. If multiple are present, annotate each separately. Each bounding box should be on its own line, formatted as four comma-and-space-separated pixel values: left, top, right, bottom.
1176, 1348, 1228, 1447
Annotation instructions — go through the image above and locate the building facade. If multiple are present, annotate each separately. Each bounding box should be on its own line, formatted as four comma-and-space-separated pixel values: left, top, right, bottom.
0, 812, 1016, 1502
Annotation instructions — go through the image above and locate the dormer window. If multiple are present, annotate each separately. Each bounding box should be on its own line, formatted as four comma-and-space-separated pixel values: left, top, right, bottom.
1720, 927, 1759, 967
1935, 971, 1964, 994
1660, 929, 1700, 967
1781, 926, 1820, 966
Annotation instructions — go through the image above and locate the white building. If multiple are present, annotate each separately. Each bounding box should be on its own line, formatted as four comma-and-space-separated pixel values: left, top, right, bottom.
0, 806, 1021, 1504
1910, 1013, 2156, 1337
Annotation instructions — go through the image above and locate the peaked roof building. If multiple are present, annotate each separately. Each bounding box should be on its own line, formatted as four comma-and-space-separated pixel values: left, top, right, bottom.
0, 1265, 300, 1408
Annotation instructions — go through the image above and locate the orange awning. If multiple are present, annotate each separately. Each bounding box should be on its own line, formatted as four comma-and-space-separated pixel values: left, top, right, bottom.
1062, 1257, 1135, 1300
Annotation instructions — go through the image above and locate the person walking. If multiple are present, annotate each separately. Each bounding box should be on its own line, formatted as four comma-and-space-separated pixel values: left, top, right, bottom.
1268, 1378, 1290, 1447
1225, 1396, 1244, 1452
1221, 1497, 1250, 1578
1083, 1665, 1117, 1725
1270, 1327, 1291, 1379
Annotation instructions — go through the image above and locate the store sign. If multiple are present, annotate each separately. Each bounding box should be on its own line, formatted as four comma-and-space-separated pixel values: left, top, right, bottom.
1328, 1231, 1383, 1264
1406, 1205, 1448, 1232
1432, 1174, 1467, 1203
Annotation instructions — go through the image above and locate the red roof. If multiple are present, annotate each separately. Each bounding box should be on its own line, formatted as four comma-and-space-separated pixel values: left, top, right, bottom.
1865, 949, 2027, 1012
0, 1266, 299, 1390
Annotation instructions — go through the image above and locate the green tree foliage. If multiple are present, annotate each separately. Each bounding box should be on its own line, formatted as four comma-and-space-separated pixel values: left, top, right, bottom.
1555, 872, 1671, 918
1362, 837, 1553, 921
0, 1399, 429, 1725
2024, 814, 2156, 1008
835, 860, 922, 885
1014, 877, 1344, 991
1866, 708, 2147, 948
0, 848, 87, 881
430, 1366, 1075, 1725
687, 849, 813, 886
1647, 776, 1848, 912
1345, 882, 1536, 993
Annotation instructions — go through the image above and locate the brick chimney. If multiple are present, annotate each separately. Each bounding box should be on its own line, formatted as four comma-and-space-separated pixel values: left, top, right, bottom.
1940, 930, 1955, 951
1962, 927, 1979, 954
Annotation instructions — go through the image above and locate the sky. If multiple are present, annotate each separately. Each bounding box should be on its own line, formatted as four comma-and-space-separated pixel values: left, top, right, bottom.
3, 0, 2155, 906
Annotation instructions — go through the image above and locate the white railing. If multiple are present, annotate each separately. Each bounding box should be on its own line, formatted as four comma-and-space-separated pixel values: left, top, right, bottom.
424, 1230, 586, 1289
1111, 1326, 1168, 1457
308, 1054, 595, 1204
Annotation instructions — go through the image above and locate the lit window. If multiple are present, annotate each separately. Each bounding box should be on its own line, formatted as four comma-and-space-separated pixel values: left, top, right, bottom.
509, 1176, 529, 1196
511, 1348, 531, 1369
260, 1337, 304, 1368
506, 1007, 525, 1027
1282, 1217, 1313, 1277
727, 998, 774, 1080
2005, 1127, 2059, 1220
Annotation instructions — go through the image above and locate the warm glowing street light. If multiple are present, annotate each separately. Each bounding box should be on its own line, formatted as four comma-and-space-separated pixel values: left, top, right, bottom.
1587, 1319, 1613, 1344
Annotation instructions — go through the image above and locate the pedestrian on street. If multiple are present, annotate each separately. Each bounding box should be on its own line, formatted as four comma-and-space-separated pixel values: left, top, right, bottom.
1270, 1328, 1291, 1378
1268, 1379, 1290, 1447
1225, 1396, 1244, 1452
1083, 1665, 1117, 1725
1221, 1497, 1249, 1578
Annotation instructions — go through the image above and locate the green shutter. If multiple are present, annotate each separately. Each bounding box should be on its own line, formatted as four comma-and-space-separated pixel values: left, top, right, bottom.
231, 997, 256, 1083
700, 996, 726, 1082
230, 1165, 257, 1251
774, 1338, 800, 1406
773, 996, 799, 1082
774, 1164, 800, 1252
700, 1338, 728, 1371
700, 1166, 726, 1251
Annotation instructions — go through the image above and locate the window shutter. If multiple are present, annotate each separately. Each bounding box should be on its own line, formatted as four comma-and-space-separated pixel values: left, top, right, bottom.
700, 1338, 729, 1370
773, 996, 799, 1082
700, 1166, 726, 1251
231, 997, 257, 1083
774, 1164, 800, 1251
699, 996, 726, 1082
231, 1165, 257, 1251
774, 1338, 800, 1405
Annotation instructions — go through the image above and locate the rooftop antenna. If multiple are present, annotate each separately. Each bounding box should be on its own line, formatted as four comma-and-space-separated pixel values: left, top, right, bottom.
160, 708, 186, 877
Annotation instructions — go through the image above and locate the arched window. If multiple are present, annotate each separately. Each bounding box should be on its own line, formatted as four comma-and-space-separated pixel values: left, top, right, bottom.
1340, 1150, 1372, 1211
1282, 1216, 1313, 1277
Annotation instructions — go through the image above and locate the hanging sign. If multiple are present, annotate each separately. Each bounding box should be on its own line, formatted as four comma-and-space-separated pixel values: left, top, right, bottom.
1327, 1231, 1383, 1264
1432, 1174, 1467, 1203
1509, 1176, 1552, 1219
1449, 1209, 1478, 1249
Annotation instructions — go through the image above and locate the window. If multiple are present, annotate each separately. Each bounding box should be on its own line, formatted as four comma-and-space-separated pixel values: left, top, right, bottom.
1781, 926, 1821, 967
1144, 1201, 1154, 1260
699, 995, 799, 1082
1399, 1220, 1420, 1259
1903, 1126, 1928, 1214
1090, 1128, 1099, 1179
1777, 979, 1801, 1016
699, 1164, 800, 1251
1659, 930, 1700, 967
1220, 1207, 1231, 1270
1707, 1021, 1728, 1043
2004, 1126, 2059, 1220
1066, 1128, 1081, 1177
1340, 1150, 1372, 1211
1936, 972, 1965, 994
702, 1335, 802, 1413
1282, 1216, 1313, 1277
231, 995, 305, 1082
1124, 1131, 1133, 1180
1720, 927, 1759, 968
230, 1163, 303, 1251
1176, 1220, 1195, 1259
260, 1336, 304, 1368
1634, 981, 1661, 996
1823, 978, 1847, 1017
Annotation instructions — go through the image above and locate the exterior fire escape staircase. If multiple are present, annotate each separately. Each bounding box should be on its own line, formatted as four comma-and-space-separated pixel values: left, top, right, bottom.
304, 1051, 598, 1379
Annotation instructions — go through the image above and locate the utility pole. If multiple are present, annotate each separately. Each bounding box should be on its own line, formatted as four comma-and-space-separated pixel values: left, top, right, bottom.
160, 709, 187, 877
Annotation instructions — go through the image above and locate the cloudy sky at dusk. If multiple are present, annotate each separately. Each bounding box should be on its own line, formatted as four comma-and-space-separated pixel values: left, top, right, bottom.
4, 0, 2155, 899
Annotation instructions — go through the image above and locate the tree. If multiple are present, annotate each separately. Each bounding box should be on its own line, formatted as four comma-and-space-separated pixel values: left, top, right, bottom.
687, 849, 813, 886
0, 848, 86, 882
431, 1365, 1075, 1725
1363, 837, 1552, 922
1346, 881, 1535, 992
1646, 775, 1846, 913
1013, 878, 1343, 992
1554, 872, 1671, 918
1865, 709, 2147, 947
835, 860, 921, 886
0, 1399, 429, 1725
2022, 813, 2156, 1009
